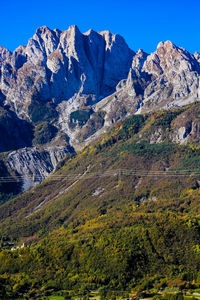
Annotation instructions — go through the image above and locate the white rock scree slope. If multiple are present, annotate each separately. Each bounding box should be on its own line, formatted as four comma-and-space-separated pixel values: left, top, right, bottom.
1, 25, 200, 190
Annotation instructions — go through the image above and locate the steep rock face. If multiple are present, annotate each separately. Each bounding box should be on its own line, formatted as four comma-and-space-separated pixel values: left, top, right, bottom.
91, 41, 200, 142
140, 41, 200, 111
0, 25, 134, 121
125, 48, 150, 101
1, 27, 200, 149
194, 51, 200, 63
7, 145, 73, 191
0, 46, 12, 67
11, 46, 27, 70
0, 106, 33, 152
137, 105, 200, 146
151, 117, 200, 145
98, 30, 134, 94
60, 47, 151, 147
84, 49, 151, 136
170, 111, 200, 144
1, 26, 200, 188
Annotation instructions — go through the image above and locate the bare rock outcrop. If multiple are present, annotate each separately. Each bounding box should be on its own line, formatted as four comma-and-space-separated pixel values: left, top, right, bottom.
7, 145, 73, 191
1, 26, 200, 191
0, 25, 134, 121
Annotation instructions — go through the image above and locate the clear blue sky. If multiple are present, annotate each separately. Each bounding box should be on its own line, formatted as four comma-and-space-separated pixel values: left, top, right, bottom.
1, 0, 200, 54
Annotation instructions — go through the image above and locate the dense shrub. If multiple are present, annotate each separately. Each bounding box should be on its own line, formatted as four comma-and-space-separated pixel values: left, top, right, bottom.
69, 109, 93, 128
33, 122, 58, 145
28, 97, 58, 124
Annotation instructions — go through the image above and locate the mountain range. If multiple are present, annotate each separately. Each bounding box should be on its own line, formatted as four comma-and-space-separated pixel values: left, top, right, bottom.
1, 25, 200, 298
1, 25, 200, 195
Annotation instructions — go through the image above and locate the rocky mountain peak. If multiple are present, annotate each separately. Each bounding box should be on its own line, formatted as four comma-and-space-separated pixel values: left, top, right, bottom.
98, 30, 128, 52
35, 25, 51, 35
83, 29, 95, 36
67, 24, 80, 32
1, 26, 200, 193
136, 48, 145, 55
98, 30, 114, 49
0, 25, 134, 122
132, 49, 148, 69
0, 46, 12, 66
194, 51, 200, 62
0, 26, 200, 152
26, 25, 60, 64
156, 41, 185, 62
11, 45, 27, 70
60, 24, 83, 60
0, 45, 12, 58
63, 25, 82, 43
142, 40, 200, 78
157, 40, 176, 50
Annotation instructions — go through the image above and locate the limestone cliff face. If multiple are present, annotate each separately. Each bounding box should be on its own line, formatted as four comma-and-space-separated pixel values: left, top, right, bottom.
1, 26, 200, 148
140, 41, 200, 110
1, 26, 200, 192
92, 41, 200, 143
0, 25, 134, 120
7, 145, 73, 191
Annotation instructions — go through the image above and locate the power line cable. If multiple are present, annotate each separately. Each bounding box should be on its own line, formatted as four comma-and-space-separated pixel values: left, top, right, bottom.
1, 168, 200, 183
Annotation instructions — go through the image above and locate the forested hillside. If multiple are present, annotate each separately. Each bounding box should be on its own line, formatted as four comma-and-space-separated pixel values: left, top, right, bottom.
1, 104, 200, 298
